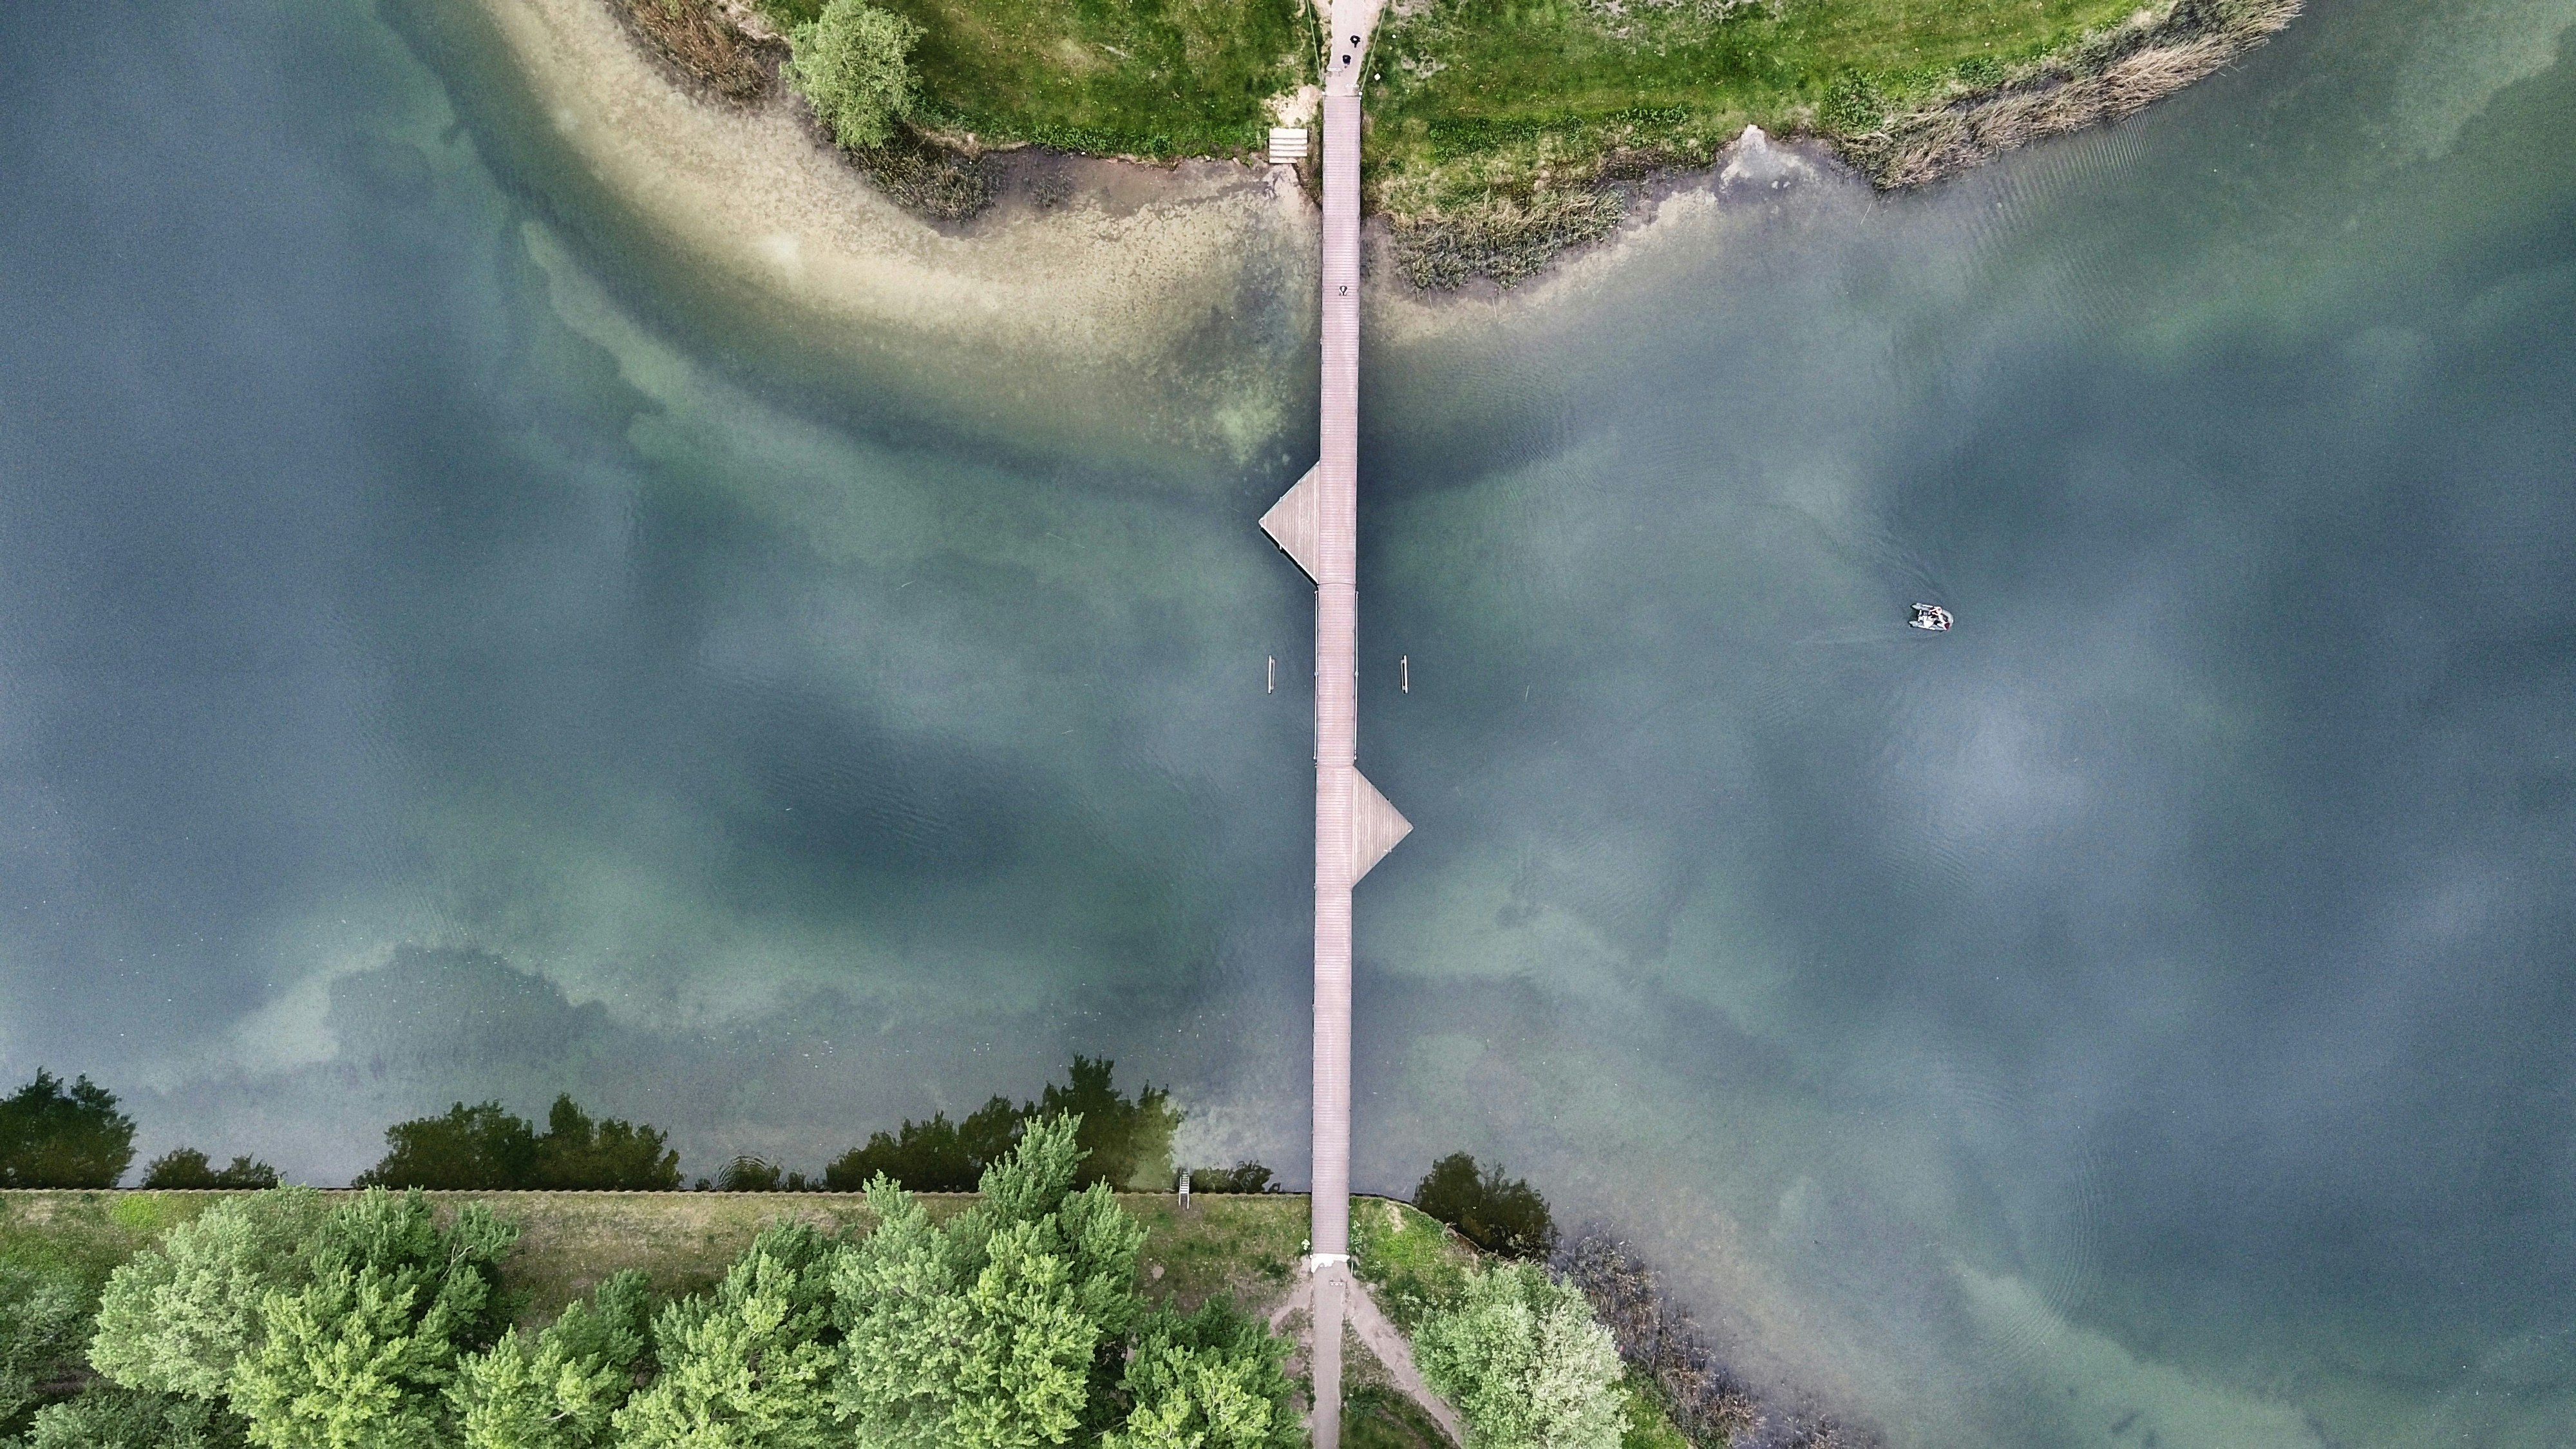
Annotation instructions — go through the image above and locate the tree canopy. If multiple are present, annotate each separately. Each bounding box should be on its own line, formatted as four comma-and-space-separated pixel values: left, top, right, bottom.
88, 1187, 332, 1400
20, 1095, 1298, 1449
1104, 1298, 1301, 1449
0, 1069, 136, 1188
784, 0, 921, 151
224, 1189, 519, 1448
451, 1272, 651, 1449
1414, 1262, 1626, 1449
0, 1263, 92, 1438
88, 1186, 518, 1449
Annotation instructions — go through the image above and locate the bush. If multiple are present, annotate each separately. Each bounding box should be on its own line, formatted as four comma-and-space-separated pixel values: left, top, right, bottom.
0, 1263, 90, 1435
785, 0, 920, 151
1105, 1297, 1300, 1449
89, 1188, 334, 1399
0, 1070, 136, 1188
19, 1385, 247, 1449
451, 1272, 652, 1449
1413, 1154, 1557, 1259
356, 1097, 679, 1191
833, 1114, 1146, 1448
1414, 1262, 1625, 1449
140, 1150, 280, 1191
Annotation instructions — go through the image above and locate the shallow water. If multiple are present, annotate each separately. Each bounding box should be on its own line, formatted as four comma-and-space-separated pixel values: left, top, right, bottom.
5, 0, 2575, 1444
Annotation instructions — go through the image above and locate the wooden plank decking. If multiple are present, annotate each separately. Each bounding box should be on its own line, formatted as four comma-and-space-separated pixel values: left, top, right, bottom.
1303, 10, 1383, 1441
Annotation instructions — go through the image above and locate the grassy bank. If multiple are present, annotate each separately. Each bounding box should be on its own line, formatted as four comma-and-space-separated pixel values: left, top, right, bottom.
593, 0, 2289, 272
8, 1188, 1721, 1445
1, 1188, 1303, 1327
1363, 0, 2300, 285
625, 0, 1314, 161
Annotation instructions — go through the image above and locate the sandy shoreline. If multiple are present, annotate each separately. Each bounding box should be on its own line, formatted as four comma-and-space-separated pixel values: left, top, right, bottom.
475, 0, 1323, 466
477, 0, 2296, 381
472, 0, 1905, 381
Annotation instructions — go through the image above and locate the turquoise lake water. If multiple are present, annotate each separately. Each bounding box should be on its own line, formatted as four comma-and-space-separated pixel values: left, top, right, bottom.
4, 0, 2575, 1443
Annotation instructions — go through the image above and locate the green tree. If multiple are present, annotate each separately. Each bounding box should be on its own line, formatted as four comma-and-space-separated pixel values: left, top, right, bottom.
450, 1272, 652, 1449
611, 1222, 842, 1449
823, 1096, 1019, 1192
90, 1188, 333, 1400
0, 1264, 90, 1436
1414, 1263, 1625, 1449
356, 1103, 539, 1191
1412, 1154, 1556, 1259
225, 1189, 519, 1449
0, 1069, 136, 1188
20, 1385, 247, 1449
141, 1148, 281, 1189
1103, 1298, 1300, 1449
784, 0, 921, 151
831, 1114, 1147, 1449
529, 1097, 680, 1191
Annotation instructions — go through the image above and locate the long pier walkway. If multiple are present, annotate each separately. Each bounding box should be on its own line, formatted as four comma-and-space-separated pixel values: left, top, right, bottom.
1258, 4, 1402, 1443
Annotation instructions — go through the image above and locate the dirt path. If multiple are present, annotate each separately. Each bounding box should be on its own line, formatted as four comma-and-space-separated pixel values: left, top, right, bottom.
1272, 1267, 1466, 1446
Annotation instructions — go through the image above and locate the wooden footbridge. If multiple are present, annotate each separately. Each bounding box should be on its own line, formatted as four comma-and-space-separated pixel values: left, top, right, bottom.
1258, 4, 1403, 1443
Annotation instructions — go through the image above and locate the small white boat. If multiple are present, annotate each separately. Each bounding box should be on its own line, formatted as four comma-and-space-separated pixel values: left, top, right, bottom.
1909, 602, 1953, 632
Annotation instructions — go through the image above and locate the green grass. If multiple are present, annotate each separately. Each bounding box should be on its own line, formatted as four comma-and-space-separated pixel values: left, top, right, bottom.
1359, 0, 2291, 284
1348, 1195, 1475, 1332
0, 1189, 1312, 1328
1618, 1371, 1693, 1449
1126, 1193, 1309, 1310
1367, 0, 2143, 180
755, 0, 1314, 157
1345, 1381, 1452, 1449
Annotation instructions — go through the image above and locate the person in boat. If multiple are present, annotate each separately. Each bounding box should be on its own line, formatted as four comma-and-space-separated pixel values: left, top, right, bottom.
1909, 602, 1953, 631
